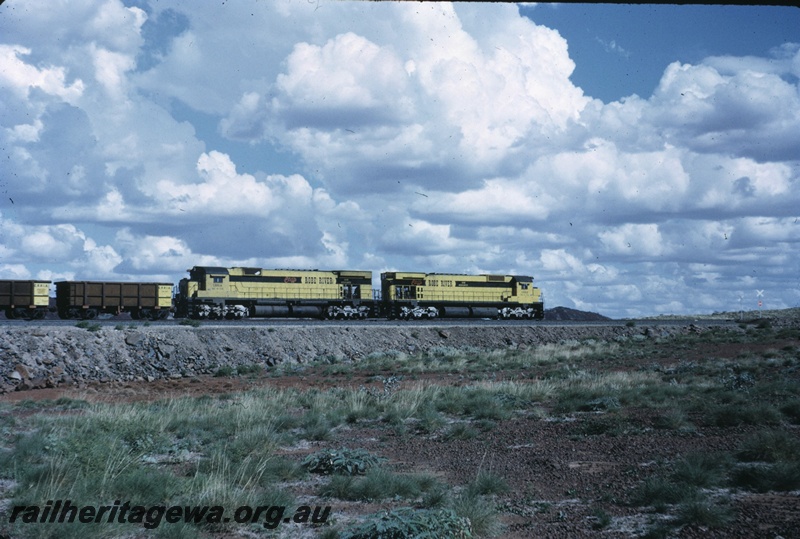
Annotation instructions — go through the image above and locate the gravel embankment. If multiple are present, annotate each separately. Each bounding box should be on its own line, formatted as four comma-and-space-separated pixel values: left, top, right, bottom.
0, 322, 735, 394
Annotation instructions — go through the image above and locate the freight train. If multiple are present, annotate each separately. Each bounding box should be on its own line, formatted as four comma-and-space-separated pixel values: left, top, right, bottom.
0, 266, 544, 321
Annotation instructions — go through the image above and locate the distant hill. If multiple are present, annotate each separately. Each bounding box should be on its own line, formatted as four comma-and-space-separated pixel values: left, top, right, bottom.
544, 306, 611, 321
648, 307, 800, 321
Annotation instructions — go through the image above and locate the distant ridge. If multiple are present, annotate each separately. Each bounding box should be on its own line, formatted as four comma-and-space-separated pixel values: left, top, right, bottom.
544, 306, 610, 321
648, 307, 800, 321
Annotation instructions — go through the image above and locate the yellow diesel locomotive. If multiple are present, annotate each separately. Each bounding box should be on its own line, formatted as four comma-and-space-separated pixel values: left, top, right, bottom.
176, 266, 374, 319
381, 272, 543, 320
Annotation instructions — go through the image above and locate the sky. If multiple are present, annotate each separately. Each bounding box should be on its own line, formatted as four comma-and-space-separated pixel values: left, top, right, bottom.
1, 1, 799, 318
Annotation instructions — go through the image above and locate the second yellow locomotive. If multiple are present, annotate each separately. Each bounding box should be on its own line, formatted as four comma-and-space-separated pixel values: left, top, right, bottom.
381, 272, 543, 320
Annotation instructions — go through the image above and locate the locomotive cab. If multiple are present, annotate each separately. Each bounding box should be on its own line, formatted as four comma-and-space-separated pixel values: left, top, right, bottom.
510, 275, 544, 319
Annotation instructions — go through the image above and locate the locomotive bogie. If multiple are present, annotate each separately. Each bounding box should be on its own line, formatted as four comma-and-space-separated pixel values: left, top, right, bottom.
500, 306, 540, 319
327, 304, 370, 319
399, 305, 440, 320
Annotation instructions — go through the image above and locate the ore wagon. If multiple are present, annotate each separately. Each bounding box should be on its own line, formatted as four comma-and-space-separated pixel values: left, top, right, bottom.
55, 281, 173, 320
0, 280, 50, 319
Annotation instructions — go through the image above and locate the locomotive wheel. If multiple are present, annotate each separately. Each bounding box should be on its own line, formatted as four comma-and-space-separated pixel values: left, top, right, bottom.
130, 309, 140, 320
82, 309, 98, 320
4, 308, 15, 319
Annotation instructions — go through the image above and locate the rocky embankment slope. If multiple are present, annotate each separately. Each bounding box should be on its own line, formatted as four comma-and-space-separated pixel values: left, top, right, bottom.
1, 322, 733, 394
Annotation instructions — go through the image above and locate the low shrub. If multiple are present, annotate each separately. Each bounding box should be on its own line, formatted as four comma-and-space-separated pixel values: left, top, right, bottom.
213, 365, 234, 377
75, 321, 101, 332
235, 364, 262, 376
302, 448, 385, 476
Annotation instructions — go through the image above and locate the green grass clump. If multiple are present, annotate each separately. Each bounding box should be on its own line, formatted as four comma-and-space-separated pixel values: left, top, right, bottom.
652, 409, 692, 431
674, 498, 734, 528
630, 476, 697, 511
416, 405, 446, 434
319, 467, 441, 502
301, 411, 337, 441
730, 462, 800, 492
780, 399, 800, 424
464, 471, 509, 497
706, 402, 782, 427
736, 429, 800, 463
339, 507, 472, 539
450, 492, 502, 537
671, 452, 730, 488
590, 507, 612, 529
75, 320, 102, 331
443, 423, 479, 441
